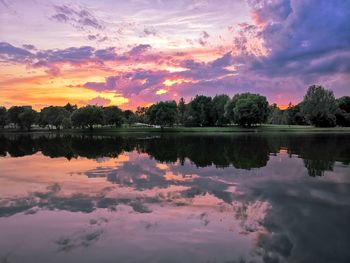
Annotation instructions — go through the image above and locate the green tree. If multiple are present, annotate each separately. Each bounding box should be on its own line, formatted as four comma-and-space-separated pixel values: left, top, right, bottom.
211, 94, 230, 126
285, 103, 306, 125
7, 106, 25, 127
103, 106, 123, 128
224, 98, 236, 124
227, 93, 269, 127
18, 108, 37, 130
61, 117, 72, 129
336, 96, 350, 126
301, 85, 337, 127
147, 101, 178, 131
178, 97, 186, 125
123, 110, 136, 126
0, 106, 6, 128
184, 95, 212, 126
337, 96, 350, 113
63, 103, 78, 113
71, 105, 104, 130
40, 106, 70, 129
267, 103, 284, 124
135, 106, 149, 123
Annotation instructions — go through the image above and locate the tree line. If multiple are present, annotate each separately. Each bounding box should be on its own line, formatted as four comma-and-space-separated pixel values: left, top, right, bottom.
1, 133, 349, 176
0, 85, 349, 130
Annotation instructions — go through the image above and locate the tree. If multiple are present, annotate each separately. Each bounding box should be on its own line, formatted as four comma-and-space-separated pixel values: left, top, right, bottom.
337, 96, 350, 113
135, 106, 149, 123
103, 106, 123, 128
336, 96, 350, 127
40, 106, 70, 129
71, 105, 104, 130
184, 95, 212, 126
227, 93, 269, 127
267, 104, 285, 125
62, 117, 72, 129
211, 95, 230, 126
301, 85, 338, 127
284, 103, 306, 125
123, 110, 136, 126
0, 106, 6, 128
63, 103, 78, 113
7, 106, 25, 127
178, 97, 186, 125
224, 98, 236, 124
147, 101, 178, 131
18, 108, 37, 130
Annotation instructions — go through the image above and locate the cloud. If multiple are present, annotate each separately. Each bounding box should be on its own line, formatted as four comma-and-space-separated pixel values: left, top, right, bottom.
87, 34, 108, 42
84, 76, 118, 91
180, 52, 235, 80
245, 0, 350, 77
86, 96, 111, 106
1, 0, 349, 107
0, 42, 33, 62
142, 27, 158, 37
94, 47, 116, 60
22, 44, 36, 50
80, 52, 238, 108
83, 70, 168, 97
128, 44, 152, 56
198, 30, 210, 46
0, 42, 161, 77
51, 4, 104, 30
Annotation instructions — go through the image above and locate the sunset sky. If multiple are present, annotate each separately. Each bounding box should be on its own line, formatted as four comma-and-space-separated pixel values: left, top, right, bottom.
0, 0, 349, 110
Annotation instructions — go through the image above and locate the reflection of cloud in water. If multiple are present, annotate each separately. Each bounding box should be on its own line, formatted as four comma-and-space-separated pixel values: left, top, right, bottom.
56, 229, 104, 252
0, 134, 350, 262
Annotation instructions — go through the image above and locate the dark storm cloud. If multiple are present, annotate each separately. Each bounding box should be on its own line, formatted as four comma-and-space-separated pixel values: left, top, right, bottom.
247, 0, 350, 76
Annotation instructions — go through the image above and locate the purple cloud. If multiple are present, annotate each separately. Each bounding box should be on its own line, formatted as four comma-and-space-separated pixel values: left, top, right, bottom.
84, 76, 118, 91
0, 42, 33, 62
245, 0, 350, 77
143, 27, 158, 37
198, 31, 210, 46
128, 44, 152, 56
22, 44, 36, 50
86, 96, 111, 106
95, 47, 116, 60
51, 4, 104, 30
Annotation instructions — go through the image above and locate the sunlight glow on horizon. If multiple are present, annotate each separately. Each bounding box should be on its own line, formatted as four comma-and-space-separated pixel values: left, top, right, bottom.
0, 0, 349, 110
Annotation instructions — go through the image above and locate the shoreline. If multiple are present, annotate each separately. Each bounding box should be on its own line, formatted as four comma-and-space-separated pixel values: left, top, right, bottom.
2, 125, 350, 135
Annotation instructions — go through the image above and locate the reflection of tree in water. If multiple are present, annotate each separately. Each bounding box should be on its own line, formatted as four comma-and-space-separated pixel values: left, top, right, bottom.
1, 133, 350, 177
1, 134, 350, 263
281, 134, 350, 177
0, 135, 39, 157
125, 135, 272, 169
303, 159, 334, 177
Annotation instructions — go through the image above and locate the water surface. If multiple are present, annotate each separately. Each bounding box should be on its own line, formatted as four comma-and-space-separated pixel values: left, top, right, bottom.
0, 133, 349, 263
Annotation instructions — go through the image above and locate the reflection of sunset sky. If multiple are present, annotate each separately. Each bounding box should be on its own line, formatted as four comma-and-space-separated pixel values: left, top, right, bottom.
1, 137, 350, 262
1, 0, 350, 110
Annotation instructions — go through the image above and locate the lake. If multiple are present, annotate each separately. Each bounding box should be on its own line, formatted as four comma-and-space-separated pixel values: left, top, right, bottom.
0, 133, 350, 263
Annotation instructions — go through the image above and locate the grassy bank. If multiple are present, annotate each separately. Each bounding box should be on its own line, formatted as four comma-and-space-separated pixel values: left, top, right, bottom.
2, 124, 350, 135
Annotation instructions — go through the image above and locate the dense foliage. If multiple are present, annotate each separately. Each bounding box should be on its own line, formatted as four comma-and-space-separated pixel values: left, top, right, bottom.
336, 96, 350, 127
39, 106, 70, 129
71, 105, 104, 130
146, 101, 178, 129
225, 93, 269, 127
0, 85, 349, 130
301, 85, 338, 127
